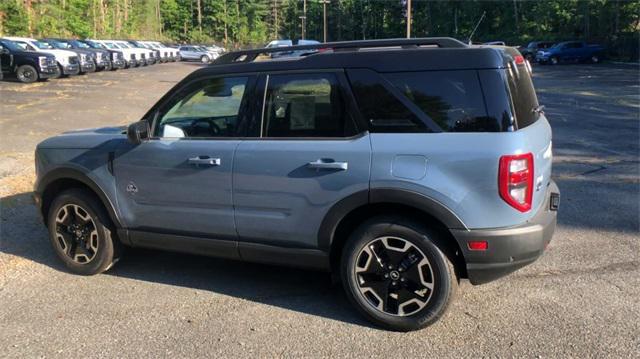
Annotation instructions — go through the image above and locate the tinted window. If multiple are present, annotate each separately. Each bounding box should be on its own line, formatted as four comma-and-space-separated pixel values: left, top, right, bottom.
155, 77, 249, 138
263, 73, 357, 138
506, 62, 540, 129
347, 69, 427, 133
385, 70, 499, 132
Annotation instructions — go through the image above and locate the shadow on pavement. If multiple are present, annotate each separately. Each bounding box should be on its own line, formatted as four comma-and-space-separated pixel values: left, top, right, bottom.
0, 191, 370, 328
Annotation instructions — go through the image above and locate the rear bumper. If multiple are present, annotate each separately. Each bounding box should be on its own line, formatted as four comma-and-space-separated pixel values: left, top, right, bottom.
452, 180, 559, 285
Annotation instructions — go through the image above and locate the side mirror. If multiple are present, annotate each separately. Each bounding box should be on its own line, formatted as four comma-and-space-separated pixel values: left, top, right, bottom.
127, 120, 150, 144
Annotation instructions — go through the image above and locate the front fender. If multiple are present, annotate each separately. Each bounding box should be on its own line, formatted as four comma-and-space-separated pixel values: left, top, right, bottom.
35, 165, 122, 229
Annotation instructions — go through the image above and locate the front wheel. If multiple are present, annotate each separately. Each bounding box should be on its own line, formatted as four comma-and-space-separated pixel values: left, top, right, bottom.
200, 55, 210, 63
591, 55, 601, 64
341, 216, 457, 331
47, 189, 122, 275
16, 65, 39, 83
550, 56, 559, 65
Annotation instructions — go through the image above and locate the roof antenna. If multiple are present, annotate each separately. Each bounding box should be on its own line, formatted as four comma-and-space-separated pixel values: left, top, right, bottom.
467, 11, 486, 45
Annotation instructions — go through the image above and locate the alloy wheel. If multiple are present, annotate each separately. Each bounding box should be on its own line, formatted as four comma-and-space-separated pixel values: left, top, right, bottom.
18, 68, 35, 82
354, 236, 434, 316
54, 204, 99, 264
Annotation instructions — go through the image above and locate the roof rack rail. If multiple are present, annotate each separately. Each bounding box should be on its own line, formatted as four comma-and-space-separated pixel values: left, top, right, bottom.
214, 37, 467, 65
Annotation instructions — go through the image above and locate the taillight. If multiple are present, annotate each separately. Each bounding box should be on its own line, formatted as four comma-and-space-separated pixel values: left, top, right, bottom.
514, 54, 525, 65
499, 153, 534, 212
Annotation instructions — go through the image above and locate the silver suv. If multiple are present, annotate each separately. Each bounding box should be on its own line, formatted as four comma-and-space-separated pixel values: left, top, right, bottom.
34, 38, 559, 331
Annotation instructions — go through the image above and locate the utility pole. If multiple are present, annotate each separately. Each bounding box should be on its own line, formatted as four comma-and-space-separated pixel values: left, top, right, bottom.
406, 0, 412, 38
320, 0, 330, 42
299, 0, 307, 40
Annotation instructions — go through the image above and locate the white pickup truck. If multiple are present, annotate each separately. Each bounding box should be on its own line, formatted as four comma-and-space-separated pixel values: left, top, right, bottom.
93, 40, 140, 68
139, 41, 178, 62
4, 36, 79, 76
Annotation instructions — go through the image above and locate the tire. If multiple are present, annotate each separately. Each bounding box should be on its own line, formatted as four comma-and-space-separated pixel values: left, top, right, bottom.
16, 65, 39, 83
525, 53, 533, 62
200, 55, 210, 63
550, 56, 559, 65
47, 189, 122, 275
341, 216, 457, 331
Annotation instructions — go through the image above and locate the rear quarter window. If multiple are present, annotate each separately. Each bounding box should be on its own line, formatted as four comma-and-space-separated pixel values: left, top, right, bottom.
385, 70, 502, 132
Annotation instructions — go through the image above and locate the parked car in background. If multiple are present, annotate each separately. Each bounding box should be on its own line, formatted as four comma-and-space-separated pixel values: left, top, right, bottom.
3, 36, 79, 77
536, 41, 606, 65
0, 39, 59, 83
196, 45, 220, 61
127, 40, 161, 63
519, 41, 555, 62
79, 40, 125, 70
179, 45, 213, 63
113, 40, 156, 65
41, 38, 96, 74
64, 39, 113, 71
143, 41, 179, 62
264, 39, 320, 58
93, 40, 139, 68
484, 41, 506, 46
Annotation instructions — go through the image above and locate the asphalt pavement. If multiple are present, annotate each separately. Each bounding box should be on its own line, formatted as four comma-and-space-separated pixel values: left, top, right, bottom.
1, 62, 638, 357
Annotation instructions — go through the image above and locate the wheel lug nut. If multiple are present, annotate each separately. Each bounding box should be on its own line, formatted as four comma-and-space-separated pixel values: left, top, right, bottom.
400, 278, 406, 282
392, 281, 397, 286
384, 274, 389, 278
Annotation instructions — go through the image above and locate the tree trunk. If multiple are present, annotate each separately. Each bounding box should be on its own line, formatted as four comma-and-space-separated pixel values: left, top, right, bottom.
197, 0, 202, 32
223, 0, 228, 46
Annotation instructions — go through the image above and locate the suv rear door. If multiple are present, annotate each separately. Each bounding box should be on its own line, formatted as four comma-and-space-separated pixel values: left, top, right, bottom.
233, 71, 371, 257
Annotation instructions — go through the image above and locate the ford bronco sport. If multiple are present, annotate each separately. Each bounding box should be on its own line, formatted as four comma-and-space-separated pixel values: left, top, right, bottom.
34, 38, 559, 331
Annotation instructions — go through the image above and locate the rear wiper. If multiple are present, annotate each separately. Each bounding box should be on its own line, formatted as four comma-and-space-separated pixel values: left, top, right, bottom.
532, 105, 545, 115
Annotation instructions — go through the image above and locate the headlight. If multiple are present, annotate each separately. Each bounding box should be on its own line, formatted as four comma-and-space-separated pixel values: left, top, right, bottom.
112, 52, 118, 61
38, 56, 48, 69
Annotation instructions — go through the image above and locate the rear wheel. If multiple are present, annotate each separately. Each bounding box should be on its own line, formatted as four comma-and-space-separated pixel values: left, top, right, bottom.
16, 65, 38, 83
341, 216, 457, 331
200, 55, 210, 63
47, 189, 122, 275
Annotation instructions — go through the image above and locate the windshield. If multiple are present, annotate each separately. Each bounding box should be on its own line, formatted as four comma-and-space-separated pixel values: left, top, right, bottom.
51, 40, 72, 49
0, 40, 23, 52
103, 42, 117, 49
550, 43, 564, 49
119, 43, 132, 48
72, 41, 90, 49
34, 41, 54, 49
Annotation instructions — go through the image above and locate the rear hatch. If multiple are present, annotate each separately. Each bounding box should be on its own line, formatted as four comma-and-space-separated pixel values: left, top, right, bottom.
503, 47, 553, 213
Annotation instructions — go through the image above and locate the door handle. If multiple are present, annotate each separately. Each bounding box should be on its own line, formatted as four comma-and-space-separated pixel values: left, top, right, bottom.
307, 159, 348, 171
188, 156, 221, 167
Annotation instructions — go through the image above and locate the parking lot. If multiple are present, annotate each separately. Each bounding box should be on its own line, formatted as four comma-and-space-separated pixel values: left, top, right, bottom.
1, 62, 639, 357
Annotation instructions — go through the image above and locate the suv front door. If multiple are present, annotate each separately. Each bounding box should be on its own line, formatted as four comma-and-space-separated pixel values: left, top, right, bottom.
114, 75, 256, 255
233, 72, 371, 258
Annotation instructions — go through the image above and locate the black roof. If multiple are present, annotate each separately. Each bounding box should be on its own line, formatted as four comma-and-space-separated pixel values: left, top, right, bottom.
189, 37, 507, 79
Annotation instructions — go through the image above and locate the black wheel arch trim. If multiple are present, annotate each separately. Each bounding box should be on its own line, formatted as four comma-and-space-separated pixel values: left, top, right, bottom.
36, 167, 123, 230
318, 188, 466, 251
